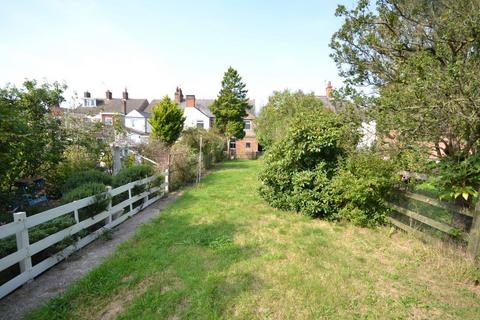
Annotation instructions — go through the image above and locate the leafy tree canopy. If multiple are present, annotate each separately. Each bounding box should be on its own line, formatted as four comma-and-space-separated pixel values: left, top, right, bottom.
210, 67, 250, 140
148, 96, 185, 146
331, 0, 480, 156
255, 90, 326, 148
331, 0, 480, 201
0, 80, 67, 191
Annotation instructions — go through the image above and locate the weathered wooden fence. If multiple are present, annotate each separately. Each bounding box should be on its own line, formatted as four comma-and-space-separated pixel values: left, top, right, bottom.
0, 170, 169, 299
387, 189, 480, 261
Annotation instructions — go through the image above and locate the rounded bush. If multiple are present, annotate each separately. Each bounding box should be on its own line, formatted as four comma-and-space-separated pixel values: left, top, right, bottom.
112, 164, 154, 187
62, 182, 109, 219
63, 169, 112, 192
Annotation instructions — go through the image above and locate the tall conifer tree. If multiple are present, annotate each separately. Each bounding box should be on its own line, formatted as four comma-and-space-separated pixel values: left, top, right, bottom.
210, 67, 250, 151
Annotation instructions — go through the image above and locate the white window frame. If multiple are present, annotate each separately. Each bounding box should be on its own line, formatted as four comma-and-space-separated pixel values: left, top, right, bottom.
244, 120, 251, 130
196, 120, 204, 129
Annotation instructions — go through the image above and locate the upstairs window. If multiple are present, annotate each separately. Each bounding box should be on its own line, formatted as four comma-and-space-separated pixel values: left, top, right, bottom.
229, 139, 236, 149
196, 120, 204, 129
244, 120, 251, 130
84, 98, 96, 107
246, 142, 251, 149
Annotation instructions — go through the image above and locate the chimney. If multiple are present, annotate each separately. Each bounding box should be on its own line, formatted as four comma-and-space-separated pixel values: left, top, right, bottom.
186, 95, 195, 108
84, 91, 91, 98
106, 90, 112, 100
122, 99, 127, 115
122, 88, 129, 100
326, 81, 333, 97
174, 87, 184, 103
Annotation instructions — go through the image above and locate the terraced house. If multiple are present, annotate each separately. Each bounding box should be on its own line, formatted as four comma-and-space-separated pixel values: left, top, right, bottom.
71, 87, 259, 158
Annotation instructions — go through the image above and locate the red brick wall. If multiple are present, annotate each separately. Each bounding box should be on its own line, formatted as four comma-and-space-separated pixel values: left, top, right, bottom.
235, 136, 258, 159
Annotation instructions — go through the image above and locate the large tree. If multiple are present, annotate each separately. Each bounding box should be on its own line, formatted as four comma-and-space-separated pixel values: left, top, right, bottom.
210, 67, 250, 150
255, 90, 326, 148
331, 0, 480, 200
0, 80, 67, 191
148, 96, 185, 146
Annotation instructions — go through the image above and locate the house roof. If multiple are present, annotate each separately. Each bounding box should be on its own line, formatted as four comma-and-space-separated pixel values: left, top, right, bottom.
74, 98, 149, 115
147, 98, 256, 119
316, 96, 336, 112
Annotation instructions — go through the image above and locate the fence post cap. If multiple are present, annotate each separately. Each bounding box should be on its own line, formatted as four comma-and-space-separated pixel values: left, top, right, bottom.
13, 211, 27, 220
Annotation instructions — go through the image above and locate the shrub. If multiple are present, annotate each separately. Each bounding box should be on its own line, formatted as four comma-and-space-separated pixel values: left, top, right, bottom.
329, 152, 397, 227
63, 169, 112, 192
113, 164, 154, 197
112, 164, 154, 187
0, 215, 76, 258
170, 143, 197, 190
259, 108, 356, 217
180, 128, 225, 168
62, 183, 110, 219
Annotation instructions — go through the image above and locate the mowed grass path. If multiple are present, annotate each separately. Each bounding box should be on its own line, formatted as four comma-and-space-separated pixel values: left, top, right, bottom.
29, 160, 480, 319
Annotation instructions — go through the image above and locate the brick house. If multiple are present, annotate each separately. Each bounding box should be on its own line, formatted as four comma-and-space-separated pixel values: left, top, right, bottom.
150, 87, 260, 159
75, 89, 149, 127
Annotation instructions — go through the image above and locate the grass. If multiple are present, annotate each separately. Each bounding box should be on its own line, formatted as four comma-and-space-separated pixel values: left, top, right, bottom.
28, 160, 480, 319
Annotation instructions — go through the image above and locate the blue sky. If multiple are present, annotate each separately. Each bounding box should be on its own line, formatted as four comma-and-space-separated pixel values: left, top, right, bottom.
0, 0, 353, 108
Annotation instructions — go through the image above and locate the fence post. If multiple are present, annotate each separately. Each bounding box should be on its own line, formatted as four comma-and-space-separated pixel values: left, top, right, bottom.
128, 187, 133, 213
14, 212, 33, 281
467, 199, 480, 262
106, 186, 113, 224
165, 168, 169, 194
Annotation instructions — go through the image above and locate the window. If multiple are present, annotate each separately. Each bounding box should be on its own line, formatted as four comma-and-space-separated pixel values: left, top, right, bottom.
84, 98, 96, 107
246, 142, 251, 149
104, 117, 113, 125
196, 120, 204, 129
244, 120, 251, 130
229, 139, 236, 149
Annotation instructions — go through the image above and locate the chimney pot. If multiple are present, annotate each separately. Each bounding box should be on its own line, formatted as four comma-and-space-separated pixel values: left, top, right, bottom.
84, 91, 91, 98
186, 95, 195, 108
106, 90, 112, 100
326, 81, 333, 97
174, 86, 184, 103
122, 88, 129, 100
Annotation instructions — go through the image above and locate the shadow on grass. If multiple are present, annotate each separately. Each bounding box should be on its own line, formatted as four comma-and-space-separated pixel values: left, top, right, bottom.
27, 200, 262, 320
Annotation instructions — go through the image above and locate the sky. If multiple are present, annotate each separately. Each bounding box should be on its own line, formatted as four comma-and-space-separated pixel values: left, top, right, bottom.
0, 0, 354, 109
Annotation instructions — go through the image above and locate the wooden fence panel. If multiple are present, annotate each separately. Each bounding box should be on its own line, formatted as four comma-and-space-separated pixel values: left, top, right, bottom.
0, 171, 168, 299
388, 189, 480, 261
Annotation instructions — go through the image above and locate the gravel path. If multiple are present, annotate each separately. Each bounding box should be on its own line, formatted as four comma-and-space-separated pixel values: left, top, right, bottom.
0, 192, 182, 320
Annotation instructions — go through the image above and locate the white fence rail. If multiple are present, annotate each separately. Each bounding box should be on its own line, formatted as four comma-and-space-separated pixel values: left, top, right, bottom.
0, 170, 169, 299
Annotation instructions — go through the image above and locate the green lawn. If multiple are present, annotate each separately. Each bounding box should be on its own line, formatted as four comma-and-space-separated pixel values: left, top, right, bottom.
29, 160, 480, 319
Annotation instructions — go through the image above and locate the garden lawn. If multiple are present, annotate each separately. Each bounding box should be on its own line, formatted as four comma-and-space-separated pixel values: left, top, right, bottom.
29, 160, 480, 319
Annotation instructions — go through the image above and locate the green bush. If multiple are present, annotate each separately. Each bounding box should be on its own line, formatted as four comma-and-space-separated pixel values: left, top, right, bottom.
112, 164, 154, 187
259, 108, 355, 218
329, 152, 397, 227
62, 183, 109, 219
0, 215, 76, 258
170, 143, 198, 190
63, 169, 112, 192
180, 128, 225, 168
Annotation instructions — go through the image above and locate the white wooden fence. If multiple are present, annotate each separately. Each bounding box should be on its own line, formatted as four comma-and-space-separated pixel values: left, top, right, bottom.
0, 170, 169, 299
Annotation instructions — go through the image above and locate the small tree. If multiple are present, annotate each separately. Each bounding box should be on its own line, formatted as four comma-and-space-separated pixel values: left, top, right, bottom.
255, 90, 326, 148
148, 96, 185, 146
210, 67, 250, 152
0, 80, 67, 192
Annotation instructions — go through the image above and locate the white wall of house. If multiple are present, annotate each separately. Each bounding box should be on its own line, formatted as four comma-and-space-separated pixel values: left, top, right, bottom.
358, 121, 376, 149
183, 107, 211, 130
125, 110, 150, 133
